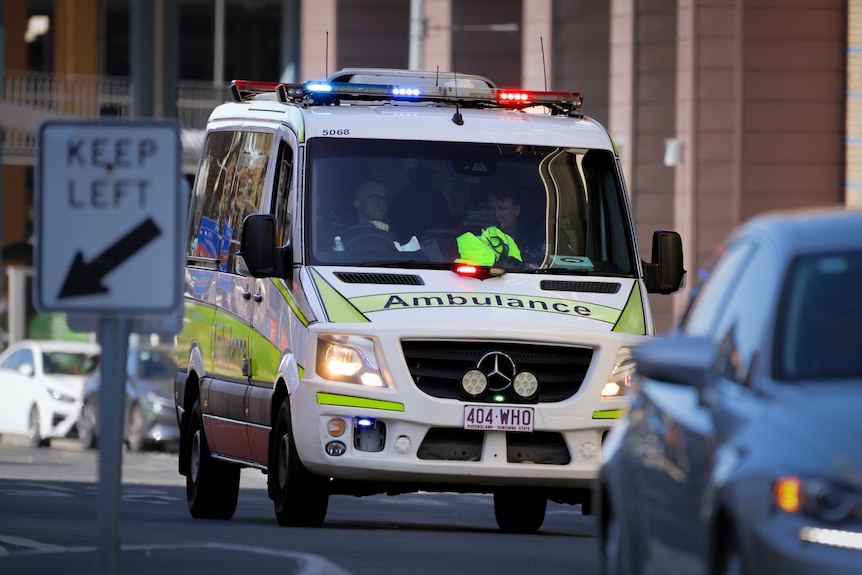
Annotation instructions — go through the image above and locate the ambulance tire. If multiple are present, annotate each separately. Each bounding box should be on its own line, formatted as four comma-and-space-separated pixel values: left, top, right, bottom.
185, 398, 240, 520
342, 225, 399, 253
272, 398, 329, 527
493, 488, 547, 534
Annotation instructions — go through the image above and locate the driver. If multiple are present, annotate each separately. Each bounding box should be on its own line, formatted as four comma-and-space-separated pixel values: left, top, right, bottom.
353, 180, 390, 231
337, 180, 404, 253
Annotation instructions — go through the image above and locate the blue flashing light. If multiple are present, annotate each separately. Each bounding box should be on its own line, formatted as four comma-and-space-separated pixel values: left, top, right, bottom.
356, 417, 375, 428
391, 86, 420, 97
306, 82, 333, 93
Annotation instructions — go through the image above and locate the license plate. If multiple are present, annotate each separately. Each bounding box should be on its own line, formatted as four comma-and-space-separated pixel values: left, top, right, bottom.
463, 404, 534, 432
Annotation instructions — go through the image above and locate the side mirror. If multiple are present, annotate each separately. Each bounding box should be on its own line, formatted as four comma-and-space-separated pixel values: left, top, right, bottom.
644, 230, 685, 294
18, 363, 35, 377
236, 214, 292, 278
634, 336, 716, 389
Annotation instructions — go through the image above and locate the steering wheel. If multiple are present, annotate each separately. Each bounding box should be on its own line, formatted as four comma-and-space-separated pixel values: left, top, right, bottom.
341, 224, 399, 253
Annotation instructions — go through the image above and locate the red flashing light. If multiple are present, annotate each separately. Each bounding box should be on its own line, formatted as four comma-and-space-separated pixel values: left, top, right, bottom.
496, 89, 583, 111
230, 79, 281, 101
453, 264, 506, 280
455, 264, 480, 277
232, 80, 280, 92
498, 91, 532, 106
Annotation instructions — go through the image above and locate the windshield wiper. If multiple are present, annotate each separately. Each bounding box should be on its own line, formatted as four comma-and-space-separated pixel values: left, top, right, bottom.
357, 260, 451, 269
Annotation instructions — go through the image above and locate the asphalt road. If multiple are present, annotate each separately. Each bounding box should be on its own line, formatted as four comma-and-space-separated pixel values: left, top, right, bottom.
0, 434, 599, 574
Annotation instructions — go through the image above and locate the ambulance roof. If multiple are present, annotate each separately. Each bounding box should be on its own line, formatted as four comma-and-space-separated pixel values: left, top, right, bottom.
205, 69, 616, 152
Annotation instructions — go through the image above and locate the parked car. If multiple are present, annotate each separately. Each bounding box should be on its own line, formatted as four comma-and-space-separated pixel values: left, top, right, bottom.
595, 207, 862, 575
0, 339, 100, 447
78, 344, 179, 452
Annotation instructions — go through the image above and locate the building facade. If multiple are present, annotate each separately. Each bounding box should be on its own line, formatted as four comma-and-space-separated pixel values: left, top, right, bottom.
0, 0, 853, 341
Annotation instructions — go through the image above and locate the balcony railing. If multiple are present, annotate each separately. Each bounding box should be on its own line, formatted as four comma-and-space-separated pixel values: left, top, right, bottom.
2, 72, 227, 172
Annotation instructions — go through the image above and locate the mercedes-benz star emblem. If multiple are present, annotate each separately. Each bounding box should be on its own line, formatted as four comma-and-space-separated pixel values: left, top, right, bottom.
476, 351, 517, 392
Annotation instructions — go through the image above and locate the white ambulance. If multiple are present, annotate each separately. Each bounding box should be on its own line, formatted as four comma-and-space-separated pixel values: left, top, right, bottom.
175, 68, 684, 533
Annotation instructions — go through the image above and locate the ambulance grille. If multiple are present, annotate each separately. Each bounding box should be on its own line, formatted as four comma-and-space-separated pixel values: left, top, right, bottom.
416, 428, 571, 464
540, 280, 621, 294
401, 341, 593, 403
334, 271, 424, 285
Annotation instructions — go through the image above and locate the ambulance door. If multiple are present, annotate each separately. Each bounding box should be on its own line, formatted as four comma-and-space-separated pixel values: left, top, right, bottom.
200, 129, 273, 461
246, 132, 297, 465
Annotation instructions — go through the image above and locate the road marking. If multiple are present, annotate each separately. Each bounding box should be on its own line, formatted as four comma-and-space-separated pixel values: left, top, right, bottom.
0, 535, 69, 553
0, 481, 75, 498
0, 481, 181, 503
0, 541, 353, 574
121, 493, 181, 504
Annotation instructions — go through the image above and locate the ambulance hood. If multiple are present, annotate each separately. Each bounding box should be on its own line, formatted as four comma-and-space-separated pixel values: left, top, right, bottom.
306, 267, 647, 336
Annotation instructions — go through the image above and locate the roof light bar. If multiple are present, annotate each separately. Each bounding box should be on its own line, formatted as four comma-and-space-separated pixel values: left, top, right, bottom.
229, 78, 584, 114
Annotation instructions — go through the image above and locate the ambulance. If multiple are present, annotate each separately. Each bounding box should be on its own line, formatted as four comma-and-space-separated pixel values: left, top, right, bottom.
174, 68, 685, 533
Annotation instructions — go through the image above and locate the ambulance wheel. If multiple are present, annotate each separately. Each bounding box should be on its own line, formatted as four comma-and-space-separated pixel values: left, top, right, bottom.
185, 398, 240, 519
493, 488, 547, 534
271, 398, 329, 527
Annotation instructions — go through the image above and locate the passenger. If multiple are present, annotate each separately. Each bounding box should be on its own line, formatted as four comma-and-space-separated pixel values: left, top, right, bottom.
487, 189, 545, 265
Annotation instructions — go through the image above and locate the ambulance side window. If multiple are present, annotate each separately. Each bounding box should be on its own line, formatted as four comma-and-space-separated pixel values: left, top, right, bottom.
187, 130, 274, 272
272, 141, 294, 247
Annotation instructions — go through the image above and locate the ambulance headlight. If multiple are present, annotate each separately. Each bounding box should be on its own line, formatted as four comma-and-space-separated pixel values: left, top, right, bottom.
317, 335, 386, 388
601, 347, 635, 398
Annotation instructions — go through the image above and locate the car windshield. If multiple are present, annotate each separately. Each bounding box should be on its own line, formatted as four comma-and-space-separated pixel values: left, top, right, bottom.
776, 250, 862, 380
43, 351, 99, 376
306, 139, 637, 275
136, 349, 178, 379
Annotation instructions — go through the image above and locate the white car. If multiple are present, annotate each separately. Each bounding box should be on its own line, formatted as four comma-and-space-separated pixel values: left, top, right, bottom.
0, 339, 100, 447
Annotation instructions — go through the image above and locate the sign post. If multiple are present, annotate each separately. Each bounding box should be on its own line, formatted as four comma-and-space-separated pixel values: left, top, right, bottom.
36, 120, 183, 315
35, 120, 184, 574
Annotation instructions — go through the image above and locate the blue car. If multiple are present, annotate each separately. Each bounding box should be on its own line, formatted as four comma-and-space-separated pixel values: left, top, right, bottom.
596, 207, 862, 575
78, 345, 179, 452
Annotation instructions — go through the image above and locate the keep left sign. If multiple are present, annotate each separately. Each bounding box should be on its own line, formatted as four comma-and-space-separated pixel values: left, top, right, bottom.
35, 120, 184, 315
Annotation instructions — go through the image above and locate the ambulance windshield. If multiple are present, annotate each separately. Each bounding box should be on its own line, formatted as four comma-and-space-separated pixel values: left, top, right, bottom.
306, 139, 637, 275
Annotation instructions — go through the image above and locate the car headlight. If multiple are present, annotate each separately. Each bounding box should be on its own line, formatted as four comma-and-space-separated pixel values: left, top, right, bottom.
601, 347, 635, 398
145, 389, 171, 412
775, 476, 862, 524
46, 387, 78, 403
316, 335, 385, 388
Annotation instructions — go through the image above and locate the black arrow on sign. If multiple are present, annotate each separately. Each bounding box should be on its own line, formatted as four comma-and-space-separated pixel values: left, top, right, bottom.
58, 217, 162, 299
